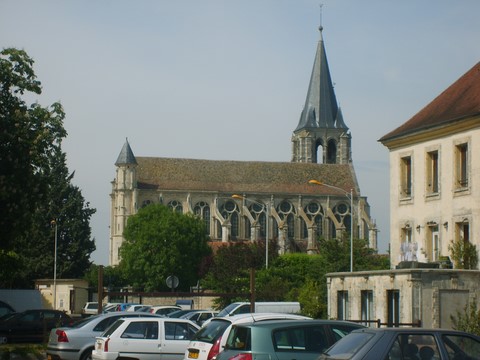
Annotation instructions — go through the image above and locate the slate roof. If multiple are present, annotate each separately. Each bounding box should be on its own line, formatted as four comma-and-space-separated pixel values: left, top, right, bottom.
135, 157, 359, 197
295, 27, 348, 132
380, 61, 480, 143
115, 138, 137, 165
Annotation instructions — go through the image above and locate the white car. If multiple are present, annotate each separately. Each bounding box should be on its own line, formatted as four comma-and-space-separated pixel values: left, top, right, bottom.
92, 317, 200, 360
184, 313, 311, 360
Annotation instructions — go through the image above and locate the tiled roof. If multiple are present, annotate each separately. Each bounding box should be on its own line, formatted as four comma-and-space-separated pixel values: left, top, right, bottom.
379, 61, 480, 143
136, 157, 359, 197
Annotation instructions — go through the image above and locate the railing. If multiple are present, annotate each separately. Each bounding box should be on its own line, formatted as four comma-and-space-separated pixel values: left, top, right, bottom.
343, 319, 422, 328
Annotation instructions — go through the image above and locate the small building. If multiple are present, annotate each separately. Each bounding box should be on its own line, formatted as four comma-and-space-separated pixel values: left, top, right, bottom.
35, 279, 90, 315
327, 267, 480, 329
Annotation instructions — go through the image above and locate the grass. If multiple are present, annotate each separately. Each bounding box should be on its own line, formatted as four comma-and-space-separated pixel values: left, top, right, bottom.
0, 344, 46, 360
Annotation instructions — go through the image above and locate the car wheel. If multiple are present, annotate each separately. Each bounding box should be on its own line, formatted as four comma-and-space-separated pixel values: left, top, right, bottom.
80, 348, 93, 360
0, 334, 8, 344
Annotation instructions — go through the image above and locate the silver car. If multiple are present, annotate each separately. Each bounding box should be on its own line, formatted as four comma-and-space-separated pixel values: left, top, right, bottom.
46, 311, 163, 360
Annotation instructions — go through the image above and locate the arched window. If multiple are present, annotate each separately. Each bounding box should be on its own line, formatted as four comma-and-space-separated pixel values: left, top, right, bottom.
167, 200, 183, 213
315, 139, 324, 164
303, 201, 324, 238
194, 201, 210, 235
276, 200, 296, 239
220, 200, 239, 240
327, 139, 337, 164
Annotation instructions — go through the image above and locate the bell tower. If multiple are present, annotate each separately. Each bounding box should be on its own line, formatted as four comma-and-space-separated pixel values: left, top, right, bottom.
110, 138, 138, 266
291, 26, 351, 165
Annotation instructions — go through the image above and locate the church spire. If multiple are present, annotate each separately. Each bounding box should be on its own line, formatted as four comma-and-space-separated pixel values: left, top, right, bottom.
115, 138, 137, 165
291, 25, 351, 165
295, 26, 347, 132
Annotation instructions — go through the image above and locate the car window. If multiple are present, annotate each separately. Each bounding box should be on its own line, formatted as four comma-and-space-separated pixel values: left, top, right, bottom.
94, 316, 121, 332
102, 319, 124, 337
442, 334, 480, 360
121, 321, 158, 339
274, 325, 328, 352
330, 324, 362, 341
192, 319, 231, 343
71, 316, 98, 328
226, 326, 251, 350
325, 332, 374, 356
165, 322, 194, 340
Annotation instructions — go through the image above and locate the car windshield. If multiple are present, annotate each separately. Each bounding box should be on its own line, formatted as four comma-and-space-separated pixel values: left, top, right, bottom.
192, 319, 231, 343
217, 303, 240, 317
324, 332, 375, 356
70, 315, 100, 328
102, 319, 125, 337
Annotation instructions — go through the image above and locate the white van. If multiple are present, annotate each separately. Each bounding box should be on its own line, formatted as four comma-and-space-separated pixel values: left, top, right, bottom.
217, 302, 301, 317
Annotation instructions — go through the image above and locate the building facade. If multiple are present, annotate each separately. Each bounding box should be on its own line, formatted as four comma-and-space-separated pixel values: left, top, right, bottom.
327, 61, 480, 329
380, 62, 480, 269
109, 27, 377, 266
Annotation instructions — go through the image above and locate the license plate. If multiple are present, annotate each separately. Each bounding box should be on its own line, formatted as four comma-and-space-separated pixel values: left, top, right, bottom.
188, 351, 199, 359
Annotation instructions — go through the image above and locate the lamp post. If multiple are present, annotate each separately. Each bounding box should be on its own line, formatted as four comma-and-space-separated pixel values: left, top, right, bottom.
232, 195, 269, 269
308, 180, 354, 272
51, 219, 58, 309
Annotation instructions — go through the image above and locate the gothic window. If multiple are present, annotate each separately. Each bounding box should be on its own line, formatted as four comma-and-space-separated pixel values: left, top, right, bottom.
326, 139, 337, 164
220, 200, 239, 240
303, 202, 324, 238
426, 150, 439, 195
276, 200, 296, 239
315, 139, 324, 164
248, 202, 267, 238
141, 199, 152, 208
332, 202, 351, 235
167, 200, 183, 213
194, 201, 210, 235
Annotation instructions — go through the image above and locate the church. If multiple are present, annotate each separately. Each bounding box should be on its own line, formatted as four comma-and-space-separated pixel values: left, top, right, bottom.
109, 27, 377, 266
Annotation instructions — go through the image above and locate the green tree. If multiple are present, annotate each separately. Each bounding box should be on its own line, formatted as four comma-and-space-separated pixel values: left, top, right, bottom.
449, 239, 478, 269
120, 204, 212, 292
451, 297, 480, 336
0, 48, 96, 286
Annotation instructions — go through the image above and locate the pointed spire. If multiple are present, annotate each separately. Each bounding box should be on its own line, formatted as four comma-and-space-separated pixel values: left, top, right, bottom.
115, 138, 137, 165
295, 26, 347, 132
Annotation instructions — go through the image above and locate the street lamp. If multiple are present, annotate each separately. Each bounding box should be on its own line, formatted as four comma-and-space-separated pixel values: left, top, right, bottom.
232, 194, 269, 269
51, 219, 58, 309
308, 179, 354, 272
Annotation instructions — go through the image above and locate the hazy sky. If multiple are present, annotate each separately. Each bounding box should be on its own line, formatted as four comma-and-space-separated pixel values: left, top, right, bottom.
2, 1, 480, 265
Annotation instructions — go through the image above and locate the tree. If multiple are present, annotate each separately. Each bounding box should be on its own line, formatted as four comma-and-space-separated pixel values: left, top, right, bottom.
449, 239, 478, 269
451, 297, 480, 336
120, 204, 212, 292
0, 48, 96, 287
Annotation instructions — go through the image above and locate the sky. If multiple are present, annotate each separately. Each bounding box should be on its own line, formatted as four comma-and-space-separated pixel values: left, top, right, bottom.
2, 0, 480, 265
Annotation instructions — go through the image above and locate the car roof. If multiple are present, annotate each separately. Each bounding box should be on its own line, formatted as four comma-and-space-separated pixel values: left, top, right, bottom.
351, 327, 480, 337
233, 319, 364, 329
214, 312, 310, 323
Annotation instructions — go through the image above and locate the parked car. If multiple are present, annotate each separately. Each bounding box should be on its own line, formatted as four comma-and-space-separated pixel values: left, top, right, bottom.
114, 303, 139, 311
215, 319, 364, 360
125, 304, 150, 312
180, 310, 219, 326
185, 313, 312, 360
168, 309, 197, 318
47, 311, 164, 360
0, 309, 74, 344
217, 302, 301, 317
0, 300, 15, 318
92, 317, 200, 360
318, 327, 480, 360
81, 302, 98, 317
149, 305, 182, 316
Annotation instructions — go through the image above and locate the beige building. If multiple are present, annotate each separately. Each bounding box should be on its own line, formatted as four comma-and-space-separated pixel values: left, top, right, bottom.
380, 61, 480, 268
327, 61, 480, 328
35, 279, 90, 315
109, 27, 377, 267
